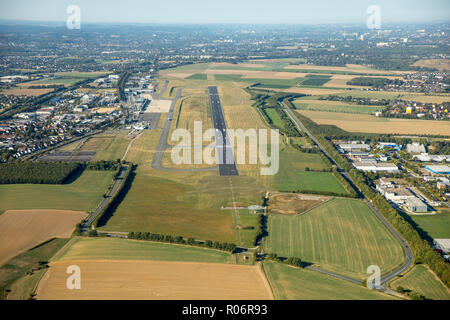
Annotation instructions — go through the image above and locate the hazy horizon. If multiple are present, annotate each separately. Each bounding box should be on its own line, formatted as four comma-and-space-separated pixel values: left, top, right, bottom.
0, 0, 449, 25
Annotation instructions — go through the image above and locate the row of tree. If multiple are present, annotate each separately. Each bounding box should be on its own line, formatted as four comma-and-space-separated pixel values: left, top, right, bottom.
267, 253, 303, 268
128, 231, 237, 253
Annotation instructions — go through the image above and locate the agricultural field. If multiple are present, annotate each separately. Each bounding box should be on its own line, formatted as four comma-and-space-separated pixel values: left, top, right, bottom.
273, 146, 346, 194
0, 210, 86, 266
263, 261, 395, 300
0, 238, 69, 300
391, 264, 450, 300
293, 99, 384, 114
0, 88, 54, 96
17, 72, 110, 88
264, 198, 406, 280
36, 260, 273, 300
409, 209, 450, 239
52, 237, 234, 264
412, 59, 450, 71
296, 110, 450, 136
0, 170, 114, 212
326, 90, 450, 104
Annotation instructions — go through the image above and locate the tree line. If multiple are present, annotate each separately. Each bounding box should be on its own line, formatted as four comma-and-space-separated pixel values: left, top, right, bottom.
0, 159, 123, 185
0, 161, 82, 184
128, 231, 237, 253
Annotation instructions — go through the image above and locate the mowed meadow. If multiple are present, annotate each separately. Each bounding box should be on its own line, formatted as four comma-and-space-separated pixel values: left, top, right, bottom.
264, 198, 406, 280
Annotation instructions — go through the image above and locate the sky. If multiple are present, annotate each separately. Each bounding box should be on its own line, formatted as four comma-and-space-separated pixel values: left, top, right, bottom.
0, 0, 449, 25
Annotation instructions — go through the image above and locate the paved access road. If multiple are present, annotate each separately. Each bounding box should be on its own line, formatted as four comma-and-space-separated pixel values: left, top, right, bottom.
281, 101, 414, 288
208, 86, 238, 176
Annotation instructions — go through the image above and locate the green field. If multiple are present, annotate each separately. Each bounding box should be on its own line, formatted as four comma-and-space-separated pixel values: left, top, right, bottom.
264, 198, 406, 279
52, 237, 234, 264
294, 101, 384, 114
300, 75, 332, 86
273, 146, 347, 194
263, 261, 395, 300
391, 264, 450, 300
409, 209, 450, 239
264, 108, 285, 129
186, 73, 208, 80
0, 170, 114, 212
0, 238, 69, 300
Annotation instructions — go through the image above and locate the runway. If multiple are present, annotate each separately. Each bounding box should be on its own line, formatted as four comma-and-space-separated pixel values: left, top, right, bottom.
208, 86, 239, 176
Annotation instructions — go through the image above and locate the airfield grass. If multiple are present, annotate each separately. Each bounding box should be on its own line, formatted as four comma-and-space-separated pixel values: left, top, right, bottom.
98, 127, 265, 245
264, 198, 406, 280
0, 238, 69, 300
391, 264, 450, 300
409, 209, 450, 239
52, 237, 234, 264
93, 131, 131, 161
263, 261, 394, 300
0, 170, 114, 213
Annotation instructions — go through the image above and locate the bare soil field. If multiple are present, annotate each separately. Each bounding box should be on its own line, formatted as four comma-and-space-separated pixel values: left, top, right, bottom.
0, 210, 87, 266
297, 110, 450, 136
1, 88, 54, 96
36, 260, 274, 300
269, 193, 329, 215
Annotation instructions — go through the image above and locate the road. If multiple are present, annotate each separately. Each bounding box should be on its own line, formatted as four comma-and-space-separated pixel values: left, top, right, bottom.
208, 86, 239, 176
281, 101, 414, 288
82, 165, 128, 228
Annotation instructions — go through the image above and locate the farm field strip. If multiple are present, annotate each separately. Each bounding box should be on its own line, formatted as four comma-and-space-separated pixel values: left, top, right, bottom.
36, 260, 274, 300
264, 198, 406, 279
0, 210, 87, 266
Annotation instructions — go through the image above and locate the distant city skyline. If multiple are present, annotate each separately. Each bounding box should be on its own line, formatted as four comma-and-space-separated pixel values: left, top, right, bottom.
0, 0, 449, 25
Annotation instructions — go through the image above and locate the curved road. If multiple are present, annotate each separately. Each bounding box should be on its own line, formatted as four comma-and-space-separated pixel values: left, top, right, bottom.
281, 101, 414, 289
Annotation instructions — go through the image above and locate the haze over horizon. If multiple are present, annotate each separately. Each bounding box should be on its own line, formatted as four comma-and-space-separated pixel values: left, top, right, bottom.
0, 0, 449, 25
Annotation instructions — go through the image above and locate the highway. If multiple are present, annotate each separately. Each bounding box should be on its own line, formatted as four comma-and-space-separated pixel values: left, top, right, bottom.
280, 101, 414, 288
208, 86, 239, 176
